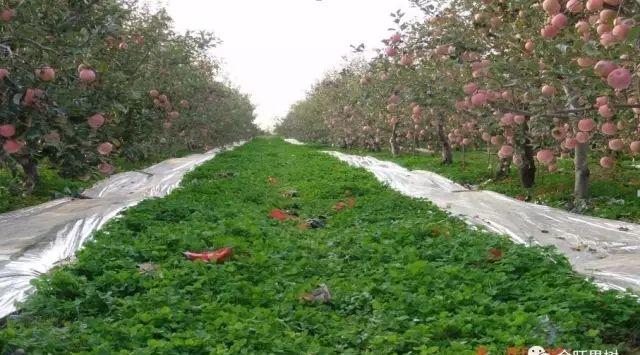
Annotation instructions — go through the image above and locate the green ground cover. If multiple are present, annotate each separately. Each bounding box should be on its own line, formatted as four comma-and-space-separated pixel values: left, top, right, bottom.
1, 138, 638, 354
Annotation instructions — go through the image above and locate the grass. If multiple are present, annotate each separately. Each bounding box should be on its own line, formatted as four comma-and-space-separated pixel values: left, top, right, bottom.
1, 138, 639, 354
0, 166, 92, 213
0, 149, 193, 214
328, 146, 640, 224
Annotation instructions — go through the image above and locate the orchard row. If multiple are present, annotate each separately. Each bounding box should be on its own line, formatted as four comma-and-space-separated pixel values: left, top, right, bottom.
277, 0, 640, 203
0, 0, 258, 193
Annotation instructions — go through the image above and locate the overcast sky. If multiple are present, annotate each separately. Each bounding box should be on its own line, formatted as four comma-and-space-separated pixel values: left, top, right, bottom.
151, 0, 422, 130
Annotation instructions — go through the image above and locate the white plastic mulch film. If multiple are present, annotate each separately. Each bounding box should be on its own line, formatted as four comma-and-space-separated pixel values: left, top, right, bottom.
0, 142, 245, 318
283, 138, 305, 145
321, 151, 640, 293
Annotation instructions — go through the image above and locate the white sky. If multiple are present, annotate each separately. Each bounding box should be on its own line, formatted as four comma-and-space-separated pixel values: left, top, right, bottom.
149, 0, 421, 130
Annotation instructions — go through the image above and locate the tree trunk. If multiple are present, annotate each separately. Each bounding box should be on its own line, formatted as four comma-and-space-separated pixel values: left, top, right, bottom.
1, 158, 19, 178
345, 137, 353, 150
519, 121, 536, 190
389, 123, 399, 157
461, 144, 466, 169
437, 121, 452, 164
496, 157, 511, 180
574, 142, 590, 200
563, 84, 590, 202
373, 135, 381, 152
19, 157, 39, 194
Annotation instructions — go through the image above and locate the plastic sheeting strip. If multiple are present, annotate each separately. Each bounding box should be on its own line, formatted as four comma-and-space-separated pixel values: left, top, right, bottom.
324, 151, 640, 293
283, 138, 305, 145
0, 142, 245, 318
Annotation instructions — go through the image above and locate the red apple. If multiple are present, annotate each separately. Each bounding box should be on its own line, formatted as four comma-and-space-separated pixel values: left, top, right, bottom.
0, 124, 15, 138
79, 69, 96, 83
607, 68, 632, 89
3, 139, 22, 154
36, 66, 55, 82
536, 149, 555, 164
97, 142, 114, 155
88, 113, 106, 129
